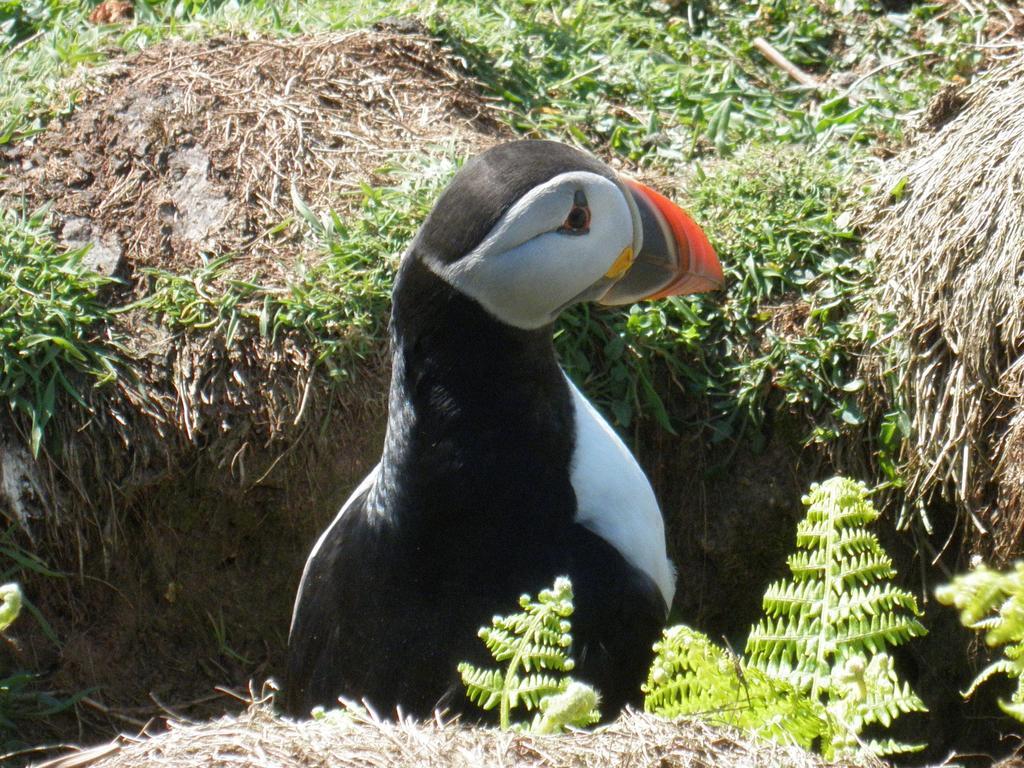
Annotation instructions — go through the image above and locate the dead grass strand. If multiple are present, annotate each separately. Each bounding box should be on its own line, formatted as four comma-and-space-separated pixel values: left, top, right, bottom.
33, 705, 862, 768
857, 54, 1024, 559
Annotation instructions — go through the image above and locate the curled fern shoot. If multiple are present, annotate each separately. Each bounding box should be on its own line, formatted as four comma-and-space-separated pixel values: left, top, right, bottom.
936, 560, 1024, 721
534, 681, 601, 735
458, 577, 601, 732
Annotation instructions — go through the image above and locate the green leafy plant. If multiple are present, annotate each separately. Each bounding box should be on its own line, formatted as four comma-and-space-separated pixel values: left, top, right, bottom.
936, 560, 1024, 721
0, 0, 996, 462
0, 582, 21, 633
0, 537, 86, 748
0, 582, 25, 736
0, 206, 119, 454
644, 477, 927, 758
644, 625, 829, 747
458, 577, 601, 733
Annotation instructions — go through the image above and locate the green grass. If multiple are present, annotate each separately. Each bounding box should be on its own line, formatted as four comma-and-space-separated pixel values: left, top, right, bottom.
131, 152, 454, 380
556, 147, 864, 445
0, 1, 989, 149
0, 206, 119, 454
437, 0, 983, 159
119, 139, 863, 448
0, 0, 1004, 459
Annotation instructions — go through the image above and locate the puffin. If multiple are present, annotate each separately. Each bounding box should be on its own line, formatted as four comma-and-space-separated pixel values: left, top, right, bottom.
285, 140, 723, 719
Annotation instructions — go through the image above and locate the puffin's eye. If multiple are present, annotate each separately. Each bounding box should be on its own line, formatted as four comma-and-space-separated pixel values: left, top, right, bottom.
559, 191, 591, 235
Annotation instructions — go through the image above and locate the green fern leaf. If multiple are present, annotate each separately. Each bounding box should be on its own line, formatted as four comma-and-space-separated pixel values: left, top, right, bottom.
938, 561, 1024, 722
457, 664, 505, 710
862, 737, 927, 756
0, 584, 22, 634
761, 580, 824, 616
645, 478, 926, 759
643, 626, 832, 748
459, 577, 601, 732
1001, 699, 1024, 721
838, 551, 896, 587
746, 477, 927, 759
643, 479, 925, 761
514, 673, 567, 710
829, 653, 926, 733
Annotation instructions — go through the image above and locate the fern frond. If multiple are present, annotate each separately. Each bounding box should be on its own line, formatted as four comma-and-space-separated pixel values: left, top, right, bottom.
645, 479, 925, 760
643, 626, 832, 749
836, 585, 921, 622
459, 577, 601, 732
0, 583, 21, 634
786, 550, 828, 578
833, 528, 883, 557
457, 663, 505, 711
832, 612, 926, 653
837, 551, 896, 587
478, 626, 517, 662
511, 673, 566, 711
1001, 699, 1024, 721
745, 477, 927, 758
938, 560, 1024, 723
937, 561, 1024, 629
761, 580, 824, 616
862, 738, 927, 756
480, 630, 573, 673
746, 614, 823, 688
829, 654, 926, 732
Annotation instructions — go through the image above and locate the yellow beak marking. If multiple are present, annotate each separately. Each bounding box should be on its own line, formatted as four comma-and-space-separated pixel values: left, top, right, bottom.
604, 246, 635, 280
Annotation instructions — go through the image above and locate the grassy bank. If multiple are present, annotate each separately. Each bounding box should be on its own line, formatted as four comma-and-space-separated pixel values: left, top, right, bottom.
1, 0, 996, 450
0, 0, 1017, 757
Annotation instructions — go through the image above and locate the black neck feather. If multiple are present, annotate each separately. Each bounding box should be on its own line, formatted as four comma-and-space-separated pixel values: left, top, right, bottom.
375, 255, 576, 534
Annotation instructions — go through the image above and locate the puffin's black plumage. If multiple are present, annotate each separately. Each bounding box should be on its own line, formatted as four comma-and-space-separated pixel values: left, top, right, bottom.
285, 140, 722, 719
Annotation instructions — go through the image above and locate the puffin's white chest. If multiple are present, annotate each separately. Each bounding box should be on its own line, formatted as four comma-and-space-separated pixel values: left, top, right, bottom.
565, 375, 675, 610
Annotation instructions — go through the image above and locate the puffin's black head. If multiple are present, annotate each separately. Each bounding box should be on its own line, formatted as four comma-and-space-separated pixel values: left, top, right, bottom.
408, 140, 723, 330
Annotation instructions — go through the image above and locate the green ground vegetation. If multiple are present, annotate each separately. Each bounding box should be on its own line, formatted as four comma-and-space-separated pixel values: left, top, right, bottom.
458, 577, 602, 733
0, 206, 118, 454
938, 561, 1024, 723
644, 477, 926, 759
0, 0, 999, 457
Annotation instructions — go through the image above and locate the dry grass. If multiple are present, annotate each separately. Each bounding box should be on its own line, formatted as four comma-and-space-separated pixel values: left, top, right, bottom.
856, 54, 1024, 560
31, 702, 864, 768
0, 26, 508, 551
0, 26, 503, 283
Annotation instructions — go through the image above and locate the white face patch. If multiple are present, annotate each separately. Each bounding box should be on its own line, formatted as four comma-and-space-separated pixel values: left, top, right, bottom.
422, 171, 637, 329
565, 374, 676, 611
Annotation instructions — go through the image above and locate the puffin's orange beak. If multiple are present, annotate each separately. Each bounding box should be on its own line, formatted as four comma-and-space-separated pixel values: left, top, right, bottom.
599, 179, 723, 305
628, 179, 723, 298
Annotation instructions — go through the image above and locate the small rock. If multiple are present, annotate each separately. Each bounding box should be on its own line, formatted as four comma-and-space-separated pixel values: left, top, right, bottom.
0, 434, 48, 537
59, 215, 123, 276
165, 145, 230, 245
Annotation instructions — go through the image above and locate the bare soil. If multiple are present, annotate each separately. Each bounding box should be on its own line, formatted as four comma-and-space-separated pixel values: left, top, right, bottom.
0, 27, 502, 286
